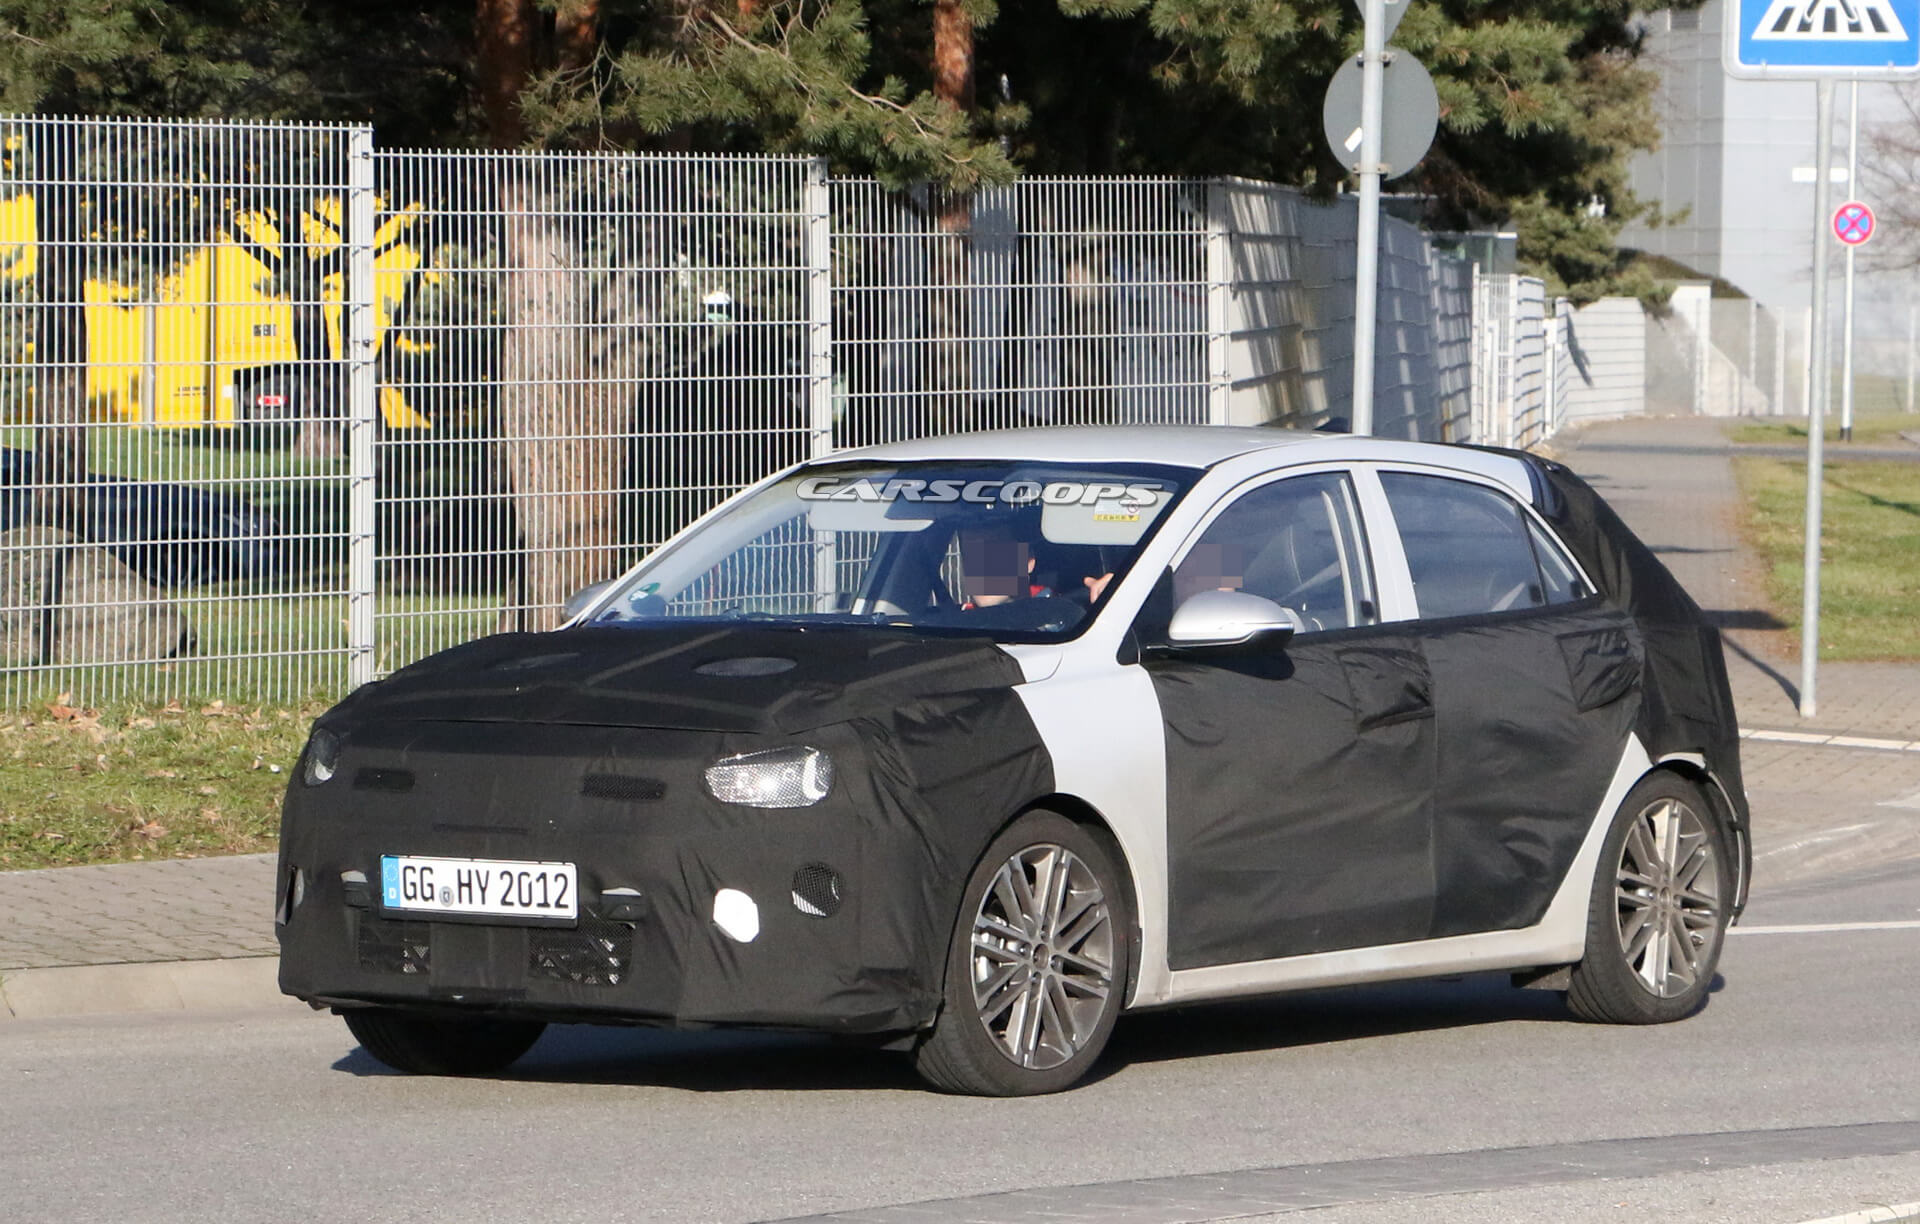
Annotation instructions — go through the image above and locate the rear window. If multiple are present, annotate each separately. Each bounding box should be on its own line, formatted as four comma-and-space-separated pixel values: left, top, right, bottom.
1381, 473, 1587, 619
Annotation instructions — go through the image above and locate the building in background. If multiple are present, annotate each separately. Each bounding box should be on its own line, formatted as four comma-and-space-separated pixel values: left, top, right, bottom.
1623, 0, 1911, 362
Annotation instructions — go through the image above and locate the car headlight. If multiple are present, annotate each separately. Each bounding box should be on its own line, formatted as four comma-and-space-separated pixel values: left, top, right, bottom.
302, 727, 342, 787
703, 746, 833, 808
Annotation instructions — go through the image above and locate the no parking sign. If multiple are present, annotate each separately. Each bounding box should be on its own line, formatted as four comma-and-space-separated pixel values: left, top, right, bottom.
1833, 200, 1876, 246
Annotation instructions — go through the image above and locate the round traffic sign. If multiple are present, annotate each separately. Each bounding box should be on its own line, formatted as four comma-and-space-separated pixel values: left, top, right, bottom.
1321, 52, 1440, 181
1833, 201, 1875, 247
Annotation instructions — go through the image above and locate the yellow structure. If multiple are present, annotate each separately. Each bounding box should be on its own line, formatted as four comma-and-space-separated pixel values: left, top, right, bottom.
0, 183, 429, 432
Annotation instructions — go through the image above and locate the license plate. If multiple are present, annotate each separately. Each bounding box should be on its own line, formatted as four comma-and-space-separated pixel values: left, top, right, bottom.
379, 855, 578, 923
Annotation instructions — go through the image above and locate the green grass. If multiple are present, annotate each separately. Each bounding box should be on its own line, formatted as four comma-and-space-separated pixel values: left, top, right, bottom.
0, 698, 323, 870
1729, 409, 1920, 448
1732, 455, 1920, 660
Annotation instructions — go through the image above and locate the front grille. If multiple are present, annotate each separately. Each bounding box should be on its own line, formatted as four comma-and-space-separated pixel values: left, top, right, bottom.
357, 914, 431, 974
355, 909, 633, 988
353, 766, 415, 793
529, 910, 635, 987
581, 772, 666, 802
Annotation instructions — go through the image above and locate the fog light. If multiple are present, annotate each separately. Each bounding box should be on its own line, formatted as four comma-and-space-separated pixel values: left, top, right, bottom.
712, 888, 760, 943
791, 863, 843, 918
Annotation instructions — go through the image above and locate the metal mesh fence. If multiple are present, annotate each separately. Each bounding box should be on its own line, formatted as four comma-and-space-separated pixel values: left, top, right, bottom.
369, 150, 817, 667
829, 178, 1210, 446
1, 114, 1489, 707
1430, 254, 1474, 442
1507, 278, 1551, 449
0, 115, 360, 705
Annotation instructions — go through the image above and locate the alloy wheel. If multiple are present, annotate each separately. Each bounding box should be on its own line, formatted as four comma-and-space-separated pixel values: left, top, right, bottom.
1614, 796, 1723, 998
967, 843, 1116, 1070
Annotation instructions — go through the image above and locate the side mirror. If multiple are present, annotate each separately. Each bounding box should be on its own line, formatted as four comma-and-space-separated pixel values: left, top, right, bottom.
1166, 589, 1303, 648
562, 580, 613, 623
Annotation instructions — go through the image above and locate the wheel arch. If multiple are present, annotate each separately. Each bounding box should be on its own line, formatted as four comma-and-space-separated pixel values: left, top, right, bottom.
1648, 754, 1751, 919
935, 792, 1147, 1015
1022, 792, 1145, 1009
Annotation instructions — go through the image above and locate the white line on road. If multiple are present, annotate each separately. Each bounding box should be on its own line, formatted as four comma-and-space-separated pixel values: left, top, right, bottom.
1741, 728, 1920, 753
1791, 1201, 1920, 1224
1755, 823, 1878, 857
1732, 920, 1920, 936
1881, 790, 1920, 810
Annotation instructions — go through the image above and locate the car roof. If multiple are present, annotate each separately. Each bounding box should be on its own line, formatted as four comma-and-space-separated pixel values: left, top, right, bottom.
830, 426, 1534, 493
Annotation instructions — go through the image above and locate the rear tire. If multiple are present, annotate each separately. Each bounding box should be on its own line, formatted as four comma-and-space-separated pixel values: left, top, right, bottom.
343, 1008, 547, 1075
1566, 773, 1731, 1025
912, 812, 1132, 1096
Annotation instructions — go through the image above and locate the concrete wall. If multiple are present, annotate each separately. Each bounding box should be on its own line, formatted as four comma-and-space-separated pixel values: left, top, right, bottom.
1557, 298, 1649, 425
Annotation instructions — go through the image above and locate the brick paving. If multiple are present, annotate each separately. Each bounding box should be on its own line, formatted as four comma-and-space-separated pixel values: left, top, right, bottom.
0, 853, 276, 971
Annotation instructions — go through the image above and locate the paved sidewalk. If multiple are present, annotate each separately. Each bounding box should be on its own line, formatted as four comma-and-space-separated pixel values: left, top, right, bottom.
1558, 415, 1920, 739
0, 853, 276, 972
1558, 415, 1920, 886
3, 412, 1917, 1010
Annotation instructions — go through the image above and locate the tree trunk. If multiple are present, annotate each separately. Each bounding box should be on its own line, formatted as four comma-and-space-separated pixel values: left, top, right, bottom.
476, 0, 539, 146
496, 177, 630, 632
927, 0, 976, 433
554, 0, 601, 73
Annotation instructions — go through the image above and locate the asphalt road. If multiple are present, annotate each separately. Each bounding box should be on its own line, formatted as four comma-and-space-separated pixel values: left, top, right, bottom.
3, 860, 1917, 1223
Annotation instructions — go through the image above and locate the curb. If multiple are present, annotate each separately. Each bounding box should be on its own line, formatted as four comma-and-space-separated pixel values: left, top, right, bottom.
1793, 1204, 1920, 1224
0, 955, 294, 1021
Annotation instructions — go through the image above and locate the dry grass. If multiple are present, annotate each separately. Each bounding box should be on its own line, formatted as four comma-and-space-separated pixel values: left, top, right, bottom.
0, 697, 320, 870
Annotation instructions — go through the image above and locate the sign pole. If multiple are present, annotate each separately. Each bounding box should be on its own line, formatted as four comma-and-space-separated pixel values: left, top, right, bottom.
1349, 0, 1386, 437
1840, 79, 1859, 443
1802, 78, 1835, 721
1908, 300, 1917, 415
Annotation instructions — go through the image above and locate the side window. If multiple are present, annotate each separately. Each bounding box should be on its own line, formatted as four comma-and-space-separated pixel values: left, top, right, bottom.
1379, 473, 1552, 619
1172, 472, 1377, 633
1526, 518, 1594, 605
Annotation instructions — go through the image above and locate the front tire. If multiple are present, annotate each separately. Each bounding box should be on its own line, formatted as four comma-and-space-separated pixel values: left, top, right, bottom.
913, 812, 1132, 1096
1566, 773, 1731, 1024
343, 1008, 547, 1076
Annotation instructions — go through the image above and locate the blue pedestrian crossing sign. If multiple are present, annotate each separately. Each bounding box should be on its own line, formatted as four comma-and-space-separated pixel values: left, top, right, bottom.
1726, 0, 1920, 78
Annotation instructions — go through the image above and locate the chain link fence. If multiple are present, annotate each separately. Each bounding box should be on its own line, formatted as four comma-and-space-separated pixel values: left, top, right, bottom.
2, 114, 1505, 707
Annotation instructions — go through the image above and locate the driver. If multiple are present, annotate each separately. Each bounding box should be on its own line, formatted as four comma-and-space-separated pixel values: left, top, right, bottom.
957, 530, 1051, 609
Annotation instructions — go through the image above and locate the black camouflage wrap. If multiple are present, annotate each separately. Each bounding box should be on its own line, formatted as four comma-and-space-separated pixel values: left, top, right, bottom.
276, 625, 1051, 1034
1148, 453, 1747, 970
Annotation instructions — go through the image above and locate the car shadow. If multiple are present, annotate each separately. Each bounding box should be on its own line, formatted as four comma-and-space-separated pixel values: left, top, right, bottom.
329, 972, 1726, 1092
1093, 969, 1729, 1081
333, 1025, 926, 1093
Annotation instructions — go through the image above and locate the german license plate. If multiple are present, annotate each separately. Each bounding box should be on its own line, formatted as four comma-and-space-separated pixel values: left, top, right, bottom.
379, 855, 578, 923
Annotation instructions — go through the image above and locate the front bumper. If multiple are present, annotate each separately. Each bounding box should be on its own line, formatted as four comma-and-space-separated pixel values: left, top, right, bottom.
275, 719, 946, 1035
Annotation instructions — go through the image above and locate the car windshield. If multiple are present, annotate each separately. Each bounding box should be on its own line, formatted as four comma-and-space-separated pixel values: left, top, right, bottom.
585, 460, 1197, 641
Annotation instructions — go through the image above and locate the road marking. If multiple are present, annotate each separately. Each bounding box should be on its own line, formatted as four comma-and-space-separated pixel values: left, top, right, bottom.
1755, 823, 1877, 857
1732, 920, 1920, 935
1881, 790, 1920, 811
1791, 1201, 1920, 1224
1741, 728, 1920, 753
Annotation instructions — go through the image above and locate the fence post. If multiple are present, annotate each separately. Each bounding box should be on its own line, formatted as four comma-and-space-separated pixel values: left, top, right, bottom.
1545, 301, 1561, 440
804, 158, 838, 611
1908, 302, 1917, 416
1773, 310, 1786, 417
804, 159, 834, 458
346, 127, 378, 690
1204, 180, 1232, 426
